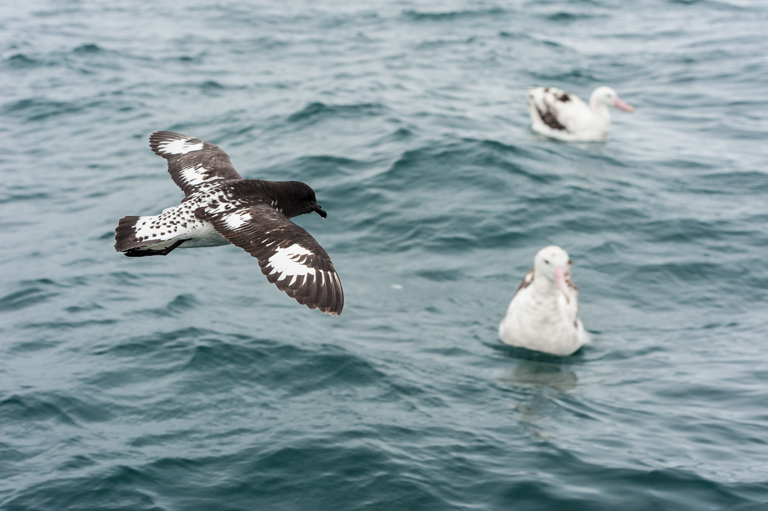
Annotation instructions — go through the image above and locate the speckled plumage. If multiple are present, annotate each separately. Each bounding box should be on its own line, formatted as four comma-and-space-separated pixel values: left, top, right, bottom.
114, 131, 344, 316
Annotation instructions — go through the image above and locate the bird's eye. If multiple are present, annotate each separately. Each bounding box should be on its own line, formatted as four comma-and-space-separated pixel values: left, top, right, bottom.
544, 259, 549, 265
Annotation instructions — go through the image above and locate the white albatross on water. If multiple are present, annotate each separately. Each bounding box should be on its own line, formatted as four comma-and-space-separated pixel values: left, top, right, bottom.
527, 86, 634, 142
499, 246, 589, 356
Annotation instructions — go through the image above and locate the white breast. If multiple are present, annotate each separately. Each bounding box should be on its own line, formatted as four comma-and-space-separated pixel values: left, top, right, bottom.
499, 285, 589, 356
177, 221, 230, 248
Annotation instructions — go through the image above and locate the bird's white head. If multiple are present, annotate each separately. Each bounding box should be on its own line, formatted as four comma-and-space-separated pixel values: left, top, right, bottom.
592, 86, 635, 113
534, 246, 573, 300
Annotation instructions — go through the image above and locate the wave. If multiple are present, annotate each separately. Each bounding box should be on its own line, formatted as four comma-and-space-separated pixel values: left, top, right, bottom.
0, 392, 112, 426
1, 98, 82, 122
3, 53, 40, 69
133, 293, 200, 318
0, 285, 59, 313
4, 426, 766, 511
73, 43, 104, 55
401, 7, 507, 22
540, 11, 603, 22
286, 102, 386, 124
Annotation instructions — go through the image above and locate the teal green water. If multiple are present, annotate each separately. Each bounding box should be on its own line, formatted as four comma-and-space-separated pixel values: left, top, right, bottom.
2, 1, 768, 509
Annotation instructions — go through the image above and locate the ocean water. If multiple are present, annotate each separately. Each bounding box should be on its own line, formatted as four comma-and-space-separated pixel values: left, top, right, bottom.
2, 0, 768, 509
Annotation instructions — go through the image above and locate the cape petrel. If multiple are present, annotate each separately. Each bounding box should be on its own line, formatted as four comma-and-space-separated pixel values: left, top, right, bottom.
114, 131, 343, 316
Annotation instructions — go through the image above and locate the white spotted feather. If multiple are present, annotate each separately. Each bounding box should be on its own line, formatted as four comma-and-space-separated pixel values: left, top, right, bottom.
115, 131, 344, 316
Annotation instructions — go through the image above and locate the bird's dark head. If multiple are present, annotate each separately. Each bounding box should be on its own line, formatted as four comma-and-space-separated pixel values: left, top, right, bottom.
276, 181, 327, 219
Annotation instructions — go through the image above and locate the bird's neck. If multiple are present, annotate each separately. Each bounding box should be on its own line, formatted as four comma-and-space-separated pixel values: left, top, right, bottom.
532, 276, 559, 298
263, 181, 306, 218
589, 99, 611, 119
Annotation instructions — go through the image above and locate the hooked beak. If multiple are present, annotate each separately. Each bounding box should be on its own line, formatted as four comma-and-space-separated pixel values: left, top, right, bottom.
553, 266, 571, 303
312, 203, 327, 219
614, 97, 635, 113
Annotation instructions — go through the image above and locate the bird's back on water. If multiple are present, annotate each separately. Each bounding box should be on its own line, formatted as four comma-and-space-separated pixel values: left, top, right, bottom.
526, 86, 634, 142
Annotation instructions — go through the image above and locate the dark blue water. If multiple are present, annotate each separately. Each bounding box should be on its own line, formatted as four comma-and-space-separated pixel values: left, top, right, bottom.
2, 1, 768, 509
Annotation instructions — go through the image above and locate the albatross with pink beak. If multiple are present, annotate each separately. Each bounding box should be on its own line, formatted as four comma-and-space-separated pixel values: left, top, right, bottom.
499, 246, 590, 356
527, 86, 634, 142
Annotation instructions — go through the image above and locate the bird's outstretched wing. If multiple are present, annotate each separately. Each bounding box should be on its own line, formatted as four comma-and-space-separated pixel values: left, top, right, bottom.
206, 203, 344, 316
149, 131, 243, 196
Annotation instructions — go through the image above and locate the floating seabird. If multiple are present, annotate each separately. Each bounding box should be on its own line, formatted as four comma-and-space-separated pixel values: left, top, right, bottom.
527, 86, 634, 142
499, 246, 589, 355
114, 131, 343, 316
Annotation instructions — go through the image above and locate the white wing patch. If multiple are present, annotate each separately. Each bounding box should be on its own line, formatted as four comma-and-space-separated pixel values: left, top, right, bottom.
224, 210, 252, 230
179, 163, 223, 187
268, 244, 315, 281
157, 138, 204, 155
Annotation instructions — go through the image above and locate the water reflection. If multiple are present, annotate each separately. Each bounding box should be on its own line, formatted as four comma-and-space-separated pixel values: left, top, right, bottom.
494, 346, 582, 439
499, 359, 578, 393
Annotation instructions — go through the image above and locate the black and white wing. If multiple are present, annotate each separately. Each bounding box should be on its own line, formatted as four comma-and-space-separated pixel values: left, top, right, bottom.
149, 131, 243, 196
528, 87, 591, 134
528, 87, 570, 132
207, 204, 344, 316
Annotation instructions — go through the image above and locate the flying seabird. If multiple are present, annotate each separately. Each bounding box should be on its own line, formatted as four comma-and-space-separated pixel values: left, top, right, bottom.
114, 131, 344, 316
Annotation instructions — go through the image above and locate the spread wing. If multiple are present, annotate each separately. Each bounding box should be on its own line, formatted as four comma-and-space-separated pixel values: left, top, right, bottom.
149, 131, 243, 196
206, 204, 344, 316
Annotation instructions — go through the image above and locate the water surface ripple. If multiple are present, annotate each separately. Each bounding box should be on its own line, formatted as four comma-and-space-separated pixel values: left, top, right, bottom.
1, 1, 768, 510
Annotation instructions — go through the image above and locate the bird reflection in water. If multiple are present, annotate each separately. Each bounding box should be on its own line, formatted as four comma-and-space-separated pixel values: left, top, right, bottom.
496, 348, 581, 440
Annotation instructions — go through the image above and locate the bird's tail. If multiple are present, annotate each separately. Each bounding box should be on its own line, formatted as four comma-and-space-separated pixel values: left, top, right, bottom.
114, 215, 147, 252
115, 214, 183, 257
